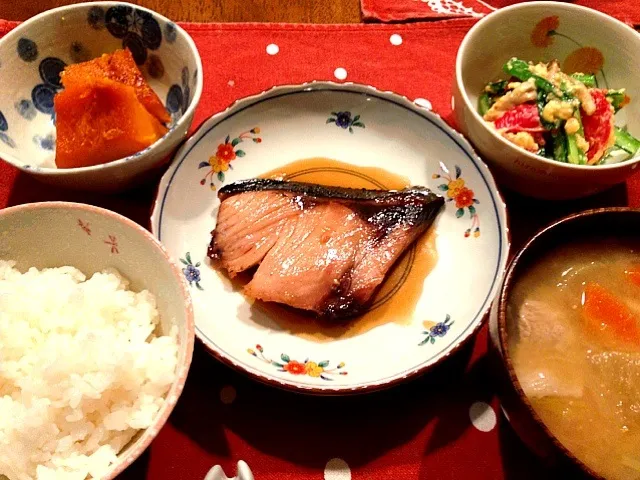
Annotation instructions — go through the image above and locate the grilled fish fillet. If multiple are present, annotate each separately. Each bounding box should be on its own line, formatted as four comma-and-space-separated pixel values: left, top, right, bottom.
208, 179, 444, 319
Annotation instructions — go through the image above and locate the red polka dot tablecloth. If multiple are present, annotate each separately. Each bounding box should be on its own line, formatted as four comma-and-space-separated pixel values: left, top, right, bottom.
360, 0, 640, 24
0, 18, 634, 480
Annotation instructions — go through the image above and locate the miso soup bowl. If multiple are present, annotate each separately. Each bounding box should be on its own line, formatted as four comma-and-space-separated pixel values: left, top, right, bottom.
488, 208, 640, 478
0, 2, 203, 191
453, 2, 640, 200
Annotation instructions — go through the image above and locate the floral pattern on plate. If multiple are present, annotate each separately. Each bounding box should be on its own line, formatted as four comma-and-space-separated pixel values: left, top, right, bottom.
419, 315, 454, 346
180, 252, 203, 290
326, 111, 365, 133
248, 344, 347, 381
198, 128, 261, 190
433, 163, 480, 238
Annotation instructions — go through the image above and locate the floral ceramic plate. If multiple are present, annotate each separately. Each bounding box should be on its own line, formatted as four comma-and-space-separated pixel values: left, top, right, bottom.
151, 82, 509, 394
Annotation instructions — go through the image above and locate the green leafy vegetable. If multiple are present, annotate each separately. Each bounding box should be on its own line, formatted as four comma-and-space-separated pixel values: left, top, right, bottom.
567, 110, 587, 165
607, 89, 628, 113
553, 130, 568, 162
503, 58, 532, 81
614, 126, 640, 155
484, 80, 508, 95
570, 73, 596, 88
478, 92, 491, 116
502, 58, 556, 94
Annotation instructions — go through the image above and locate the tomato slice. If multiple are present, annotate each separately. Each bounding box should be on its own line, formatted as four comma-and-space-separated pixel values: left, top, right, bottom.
581, 89, 615, 163
494, 103, 543, 131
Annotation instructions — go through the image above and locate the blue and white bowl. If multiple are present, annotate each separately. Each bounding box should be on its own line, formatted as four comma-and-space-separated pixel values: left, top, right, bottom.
0, 2, 203, 191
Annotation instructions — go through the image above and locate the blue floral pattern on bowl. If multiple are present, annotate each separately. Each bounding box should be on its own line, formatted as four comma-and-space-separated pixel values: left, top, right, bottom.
164, 23, 178, 44
88, 5, 162, 65
31, 57, 67, 117
17, 38, 38, 62
15, 99, 37, 121
34, 134, 55, 151
166, 66, 191, 120
0, 110, 16, 148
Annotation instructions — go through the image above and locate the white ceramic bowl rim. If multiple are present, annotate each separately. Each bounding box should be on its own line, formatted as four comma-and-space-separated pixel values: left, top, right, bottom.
0, 1, 204, 175
456, 1, 640, 172
0, 200, 196, 478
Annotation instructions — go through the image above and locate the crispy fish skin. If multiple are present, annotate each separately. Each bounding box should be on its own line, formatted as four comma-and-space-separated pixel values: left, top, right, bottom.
209, 179, 444, 319
217, 178, 439, 205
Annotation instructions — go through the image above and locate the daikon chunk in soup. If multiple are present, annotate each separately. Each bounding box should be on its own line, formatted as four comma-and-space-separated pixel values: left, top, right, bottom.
508, 239, 640, 480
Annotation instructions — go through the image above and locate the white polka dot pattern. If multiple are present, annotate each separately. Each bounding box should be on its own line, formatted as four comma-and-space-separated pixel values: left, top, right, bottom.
469, 401, 497, 432
324, 458, 351, 480
390, 34, 403, 46
334, 67, 348, 81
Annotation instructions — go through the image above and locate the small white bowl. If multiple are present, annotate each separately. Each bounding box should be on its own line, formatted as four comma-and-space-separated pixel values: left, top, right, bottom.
0, 2, 203, 191
0, 201, 195, 478
453, 2, 640, 200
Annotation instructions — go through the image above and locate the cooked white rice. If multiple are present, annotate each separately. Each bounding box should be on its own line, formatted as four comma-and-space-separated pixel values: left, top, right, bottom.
0, 260, 179, 480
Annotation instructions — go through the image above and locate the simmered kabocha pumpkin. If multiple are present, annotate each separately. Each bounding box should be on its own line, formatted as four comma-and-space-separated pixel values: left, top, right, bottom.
54, 77, 168, 168
60, 49, 170, 124
54, 49, 169, 168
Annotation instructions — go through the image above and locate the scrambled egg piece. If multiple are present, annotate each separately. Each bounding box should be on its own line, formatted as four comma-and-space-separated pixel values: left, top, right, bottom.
542, 100, 575, 123
529, 60, 560, 79
565, 117, 580, 135
504, 131, 539, 152
484, 79, 538, 122
553, 73, 596, 115
529, 62, 548, 77
575, 133, 590, 153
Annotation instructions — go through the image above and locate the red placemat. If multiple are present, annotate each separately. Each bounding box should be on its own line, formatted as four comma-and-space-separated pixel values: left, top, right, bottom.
360, 0, 640, 24
0, 19, 633, 480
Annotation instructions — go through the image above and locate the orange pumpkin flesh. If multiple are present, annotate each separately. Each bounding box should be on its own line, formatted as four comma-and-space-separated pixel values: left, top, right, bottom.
54, 78, 167, 169
60, 49, 170, 124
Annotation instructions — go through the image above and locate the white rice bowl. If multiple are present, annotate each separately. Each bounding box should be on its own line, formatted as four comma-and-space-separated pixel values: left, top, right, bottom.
0, 260, 179, 480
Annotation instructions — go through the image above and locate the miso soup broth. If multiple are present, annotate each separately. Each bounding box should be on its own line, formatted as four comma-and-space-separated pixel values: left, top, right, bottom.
508, 239, 640, 479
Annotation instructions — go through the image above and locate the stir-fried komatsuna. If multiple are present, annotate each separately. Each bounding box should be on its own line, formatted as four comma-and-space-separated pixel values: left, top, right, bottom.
479, 58, 640, 165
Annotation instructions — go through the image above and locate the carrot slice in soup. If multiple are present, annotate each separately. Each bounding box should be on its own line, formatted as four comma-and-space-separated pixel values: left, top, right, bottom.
625, 265, 640, 287
582, 282, 640, 346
